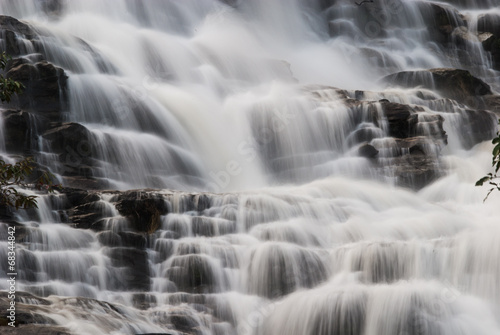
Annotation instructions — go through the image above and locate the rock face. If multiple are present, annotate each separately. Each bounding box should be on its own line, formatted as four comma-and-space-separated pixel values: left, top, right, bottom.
7, 61, 68, 114
383, 68, 492, 105
114, 191, 170, 233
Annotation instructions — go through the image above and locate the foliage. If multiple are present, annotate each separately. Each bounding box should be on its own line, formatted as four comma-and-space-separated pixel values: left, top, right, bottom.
0, 53, 56, 209
476, 119, 500, 201
0, 51, 24, 103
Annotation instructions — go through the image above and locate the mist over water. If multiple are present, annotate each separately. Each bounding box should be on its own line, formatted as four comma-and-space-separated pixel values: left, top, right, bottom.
1, 0, 500, 334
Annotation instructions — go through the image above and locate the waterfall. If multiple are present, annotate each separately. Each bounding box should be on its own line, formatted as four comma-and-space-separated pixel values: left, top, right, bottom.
1, 0, 500, 334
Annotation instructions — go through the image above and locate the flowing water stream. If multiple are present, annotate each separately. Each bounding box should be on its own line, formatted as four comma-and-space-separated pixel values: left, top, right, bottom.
1, 0, 500, 334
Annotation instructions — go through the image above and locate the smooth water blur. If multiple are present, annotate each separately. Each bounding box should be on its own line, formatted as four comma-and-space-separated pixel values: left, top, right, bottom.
1, 0, 500, 334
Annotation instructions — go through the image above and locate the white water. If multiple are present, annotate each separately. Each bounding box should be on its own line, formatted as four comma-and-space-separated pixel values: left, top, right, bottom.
1, 0, 500, 334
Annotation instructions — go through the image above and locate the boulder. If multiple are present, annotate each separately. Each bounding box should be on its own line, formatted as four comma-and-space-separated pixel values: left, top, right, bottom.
0, 325, 71, 335
114, 192, 169, 233
68, 201, 107, 229
380, 101, 419, 138
460, 109, 498, 149
42, 123, 94, 175
106, 247, 151, 291
383, 68, 492, 105
358, 143, 379, 158
482, 34, 500, 71
417, 3, 465, 45
7, 61, 68, 115
166, 254, 224, 294
477, 13, 500, 36
1, 110, 32, 153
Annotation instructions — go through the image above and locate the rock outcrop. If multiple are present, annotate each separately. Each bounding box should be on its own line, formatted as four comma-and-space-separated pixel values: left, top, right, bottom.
383, 68, 492, 105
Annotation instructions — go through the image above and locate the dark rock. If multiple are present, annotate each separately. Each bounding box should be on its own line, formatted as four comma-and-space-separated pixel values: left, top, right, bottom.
383, 68, 492, 105
380, 101, 418, 139
118, 231, 147, 248
478, 13, 500, 36
61, 176, 110, 190
115, 192, 169, 233
0, 16, 35, 39
7, 61, 68, 115
0, 325, 71, 335
217, 0, 238, 7
169, 312, 203, 335
68, 201, 107, 229
167, 254, 224, 294
0, 16, 35, 55
417, 2, 465, 45
358, 143, 379, 158
246, 244, 327, 299
41, 0, 66, 18
106, 247, 151, 291
132, 293, 158, 310
62, 188, 100, 207
42, 123, 95, 175
1, 110, 32, 153
97, 231, 121, 247
460, 109, 498, 149
482, 34, 500, 71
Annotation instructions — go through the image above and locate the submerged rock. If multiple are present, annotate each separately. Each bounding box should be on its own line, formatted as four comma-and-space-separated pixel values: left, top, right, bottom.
383, 68, 492, 105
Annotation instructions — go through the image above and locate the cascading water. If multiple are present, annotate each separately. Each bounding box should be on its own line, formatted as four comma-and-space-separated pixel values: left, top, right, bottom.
1, 0, 500, 334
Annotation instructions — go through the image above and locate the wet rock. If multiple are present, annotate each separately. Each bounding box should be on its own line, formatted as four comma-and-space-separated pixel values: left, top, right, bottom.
358, 143, 379, 158
68, 201, 107, 229
460, 109, 498, 149
482, 34, 500, 71
107, 247, 151, 291
383, 68, 492, 105
61, 176, 110, 190
477, 13, 500, 36
419, 2, 465, 45
115, 192, 169, 233
0, 16, 35, 55
41, 0, 66, 18
247, 244, 327, 298
43, 123, 95, 175
167, 254, 224, 294
0, 325, 71, 335
169, 312, 203, 335
1, 110, 32, 153
7, 61, 68, 115
380, 101, 419, 139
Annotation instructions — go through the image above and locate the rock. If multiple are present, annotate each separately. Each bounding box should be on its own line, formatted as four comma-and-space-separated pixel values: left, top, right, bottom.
383, 68, 492, 105
482, 34, 500, 71
61, 176, 110, 190
42, 123, 94, 175
380, 101, 419, 138
478, 13, 500, 36
217, 0, 238, 7
0, 16, 35, 55
114, 192, 169, 234
451, 26, 476, 47
482, 95, 500, 117
246, 244, 327, 298
460, 109, 498, 149
358, 143, 379, 158
62, 188, 101, 207
418, 2, 465, 45
167, 254, 224, 294
0, 325, 71, 335
6, 61, 68, 115
68, 201, 108, 229
41, 0, 66, 18
106, 247, 151, 291
1, 110, 32, 153
168, 312, 203, 335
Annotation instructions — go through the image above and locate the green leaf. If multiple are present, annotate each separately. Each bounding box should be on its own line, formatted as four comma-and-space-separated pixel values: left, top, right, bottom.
476, 176, 490, 186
